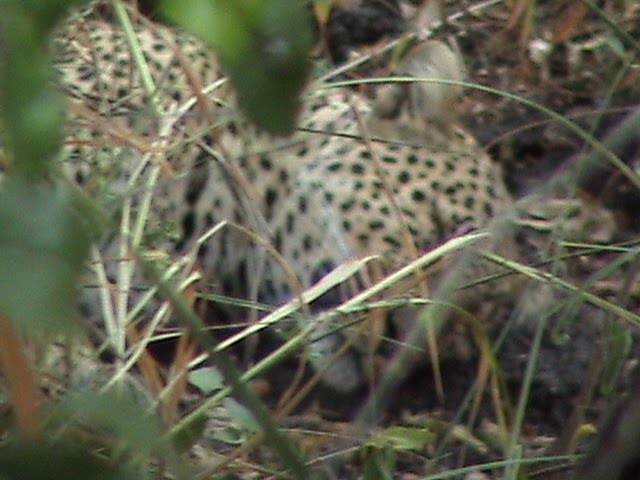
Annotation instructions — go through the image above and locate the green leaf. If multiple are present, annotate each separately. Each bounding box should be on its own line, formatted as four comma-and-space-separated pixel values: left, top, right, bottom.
160, 0, 315, 135
0, 0, 89, 33
1, 389, 171, 479
367, 425, 436, 451
188, 366, 224, 394
171, 410, 208, 452
0, 7, 65, 177
213, 425, 247, 445
0, 1, 92, 177
0, 439, 137, 480
0, 177, 92, 335
224, 398, 260, 434
48, 389, 164, 456
363, 446, 396, 480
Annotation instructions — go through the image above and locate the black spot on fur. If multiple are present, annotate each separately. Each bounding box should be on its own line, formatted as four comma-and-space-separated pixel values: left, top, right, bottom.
412, 190, 426, 202
178, 211, 195, 248
369, 220, 384, 230
298, 196, 308, 213
302, 235, 313, 251
383, 235, 401, 248
265, 188, 278, 209
340, 198, 355, 211
351, 163, 365, 174
335, 145, 351, 156
484, 203, 494, 216
274, 231, 282, 252
259, 155, 272, 171
185, 163, 209, 205
286, 213, 295, 234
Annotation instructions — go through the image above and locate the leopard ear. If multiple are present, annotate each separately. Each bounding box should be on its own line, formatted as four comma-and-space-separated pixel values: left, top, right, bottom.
372, 82, 406, 119
413, 0, 444, 34
398, 40, 465, 84
396, 40, 465, 126
391, 0, 466, 126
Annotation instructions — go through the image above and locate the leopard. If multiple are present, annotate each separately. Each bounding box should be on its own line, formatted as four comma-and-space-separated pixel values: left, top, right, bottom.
5, 3, 617, 396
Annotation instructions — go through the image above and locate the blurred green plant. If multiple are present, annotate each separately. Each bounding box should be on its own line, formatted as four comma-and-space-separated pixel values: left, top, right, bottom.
0, 3, 142, 476
160, 0, 315, 135
0, 1, 94, 332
